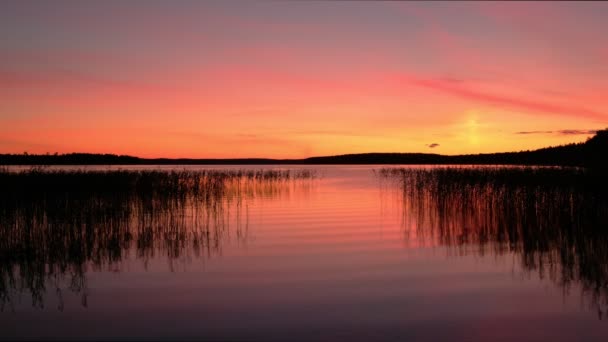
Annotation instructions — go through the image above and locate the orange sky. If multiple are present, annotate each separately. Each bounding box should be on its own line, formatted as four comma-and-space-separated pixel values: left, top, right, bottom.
1, 2, 607, 158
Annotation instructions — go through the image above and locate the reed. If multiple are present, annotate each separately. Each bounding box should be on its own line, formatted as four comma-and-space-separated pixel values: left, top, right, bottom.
0, 168, 315, 310
379, 166, 608, 312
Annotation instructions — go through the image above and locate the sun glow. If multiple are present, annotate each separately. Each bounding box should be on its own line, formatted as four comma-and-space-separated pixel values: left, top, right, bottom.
466, 113, 480, 146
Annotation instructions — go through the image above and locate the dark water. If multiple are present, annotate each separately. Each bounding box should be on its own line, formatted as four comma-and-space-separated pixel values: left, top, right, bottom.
1, 165, 608, 341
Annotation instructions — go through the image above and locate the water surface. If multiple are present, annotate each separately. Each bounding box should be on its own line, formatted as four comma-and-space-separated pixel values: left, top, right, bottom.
1, 165, 607, 341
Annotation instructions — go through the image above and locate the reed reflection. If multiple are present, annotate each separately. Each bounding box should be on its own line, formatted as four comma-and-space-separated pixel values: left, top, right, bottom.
379, 167, 608, 317
0, 168, 315, 310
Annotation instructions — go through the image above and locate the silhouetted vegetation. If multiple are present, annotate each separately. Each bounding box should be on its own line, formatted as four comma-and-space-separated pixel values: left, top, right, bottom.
0, 169, 315, 310
379, 166, 608, 317
2, 129, 606, 166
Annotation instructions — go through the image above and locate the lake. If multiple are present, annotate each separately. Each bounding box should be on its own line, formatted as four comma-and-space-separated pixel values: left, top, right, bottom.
1, 165, 607, 341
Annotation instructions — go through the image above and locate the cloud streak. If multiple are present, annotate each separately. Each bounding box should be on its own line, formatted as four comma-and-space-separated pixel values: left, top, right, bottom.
397, 75, 606, 120
515, 129, 598, 135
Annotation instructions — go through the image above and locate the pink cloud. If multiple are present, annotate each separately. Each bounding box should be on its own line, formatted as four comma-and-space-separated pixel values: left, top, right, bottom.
395, 74, 606, 120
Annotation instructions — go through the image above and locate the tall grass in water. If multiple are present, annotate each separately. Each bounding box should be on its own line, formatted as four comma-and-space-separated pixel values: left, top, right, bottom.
0, 168, 315, 310
379, 166, 608, 317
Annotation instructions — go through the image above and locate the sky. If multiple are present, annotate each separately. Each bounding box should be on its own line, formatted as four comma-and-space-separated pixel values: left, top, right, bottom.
1, 1, 607, 158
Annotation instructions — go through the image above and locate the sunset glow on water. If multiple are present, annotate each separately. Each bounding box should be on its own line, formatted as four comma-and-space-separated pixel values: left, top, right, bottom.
1, 166, 607, 340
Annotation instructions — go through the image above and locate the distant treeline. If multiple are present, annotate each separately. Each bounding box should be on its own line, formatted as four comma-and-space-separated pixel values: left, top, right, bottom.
2, 129, 607, 167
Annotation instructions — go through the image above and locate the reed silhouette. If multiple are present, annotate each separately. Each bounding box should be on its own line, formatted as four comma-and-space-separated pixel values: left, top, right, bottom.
0, 169, 316, 310
379, 166, 608, 318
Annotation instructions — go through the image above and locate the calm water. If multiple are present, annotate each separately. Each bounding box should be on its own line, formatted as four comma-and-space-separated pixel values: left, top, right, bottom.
1, 165, 608, 341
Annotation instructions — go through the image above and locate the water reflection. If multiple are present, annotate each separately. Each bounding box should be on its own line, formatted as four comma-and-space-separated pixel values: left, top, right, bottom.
0, 169, 315, 310
378, 167, 608, 318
